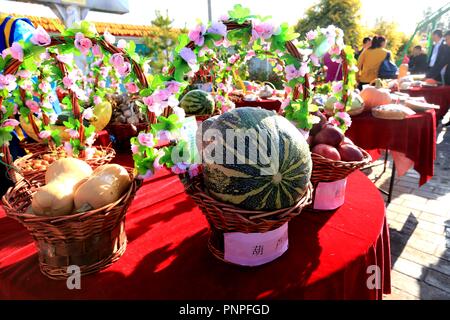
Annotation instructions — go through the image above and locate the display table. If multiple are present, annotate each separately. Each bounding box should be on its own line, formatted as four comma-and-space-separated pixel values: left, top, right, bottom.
235, 98, 282, 112
403, 85, 450, 119
346, 110, 436, 186
0, 167, 390, 300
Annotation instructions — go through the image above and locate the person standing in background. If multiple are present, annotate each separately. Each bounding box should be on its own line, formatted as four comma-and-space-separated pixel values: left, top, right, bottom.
357, 36, 392, 90
355, 37, 372, 60
408, 45, 429, 74
426, 29, 448, 83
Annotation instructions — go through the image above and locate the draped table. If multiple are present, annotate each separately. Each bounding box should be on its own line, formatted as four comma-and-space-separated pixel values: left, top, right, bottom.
0, 166, 390, 300
403, 85, 450, 119
346, 110, 436, 187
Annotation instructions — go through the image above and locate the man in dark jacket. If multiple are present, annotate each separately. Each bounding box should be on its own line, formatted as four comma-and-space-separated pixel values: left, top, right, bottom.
426, 29, 449, 82
408, 45, 428, 74
443, 30, 450, 85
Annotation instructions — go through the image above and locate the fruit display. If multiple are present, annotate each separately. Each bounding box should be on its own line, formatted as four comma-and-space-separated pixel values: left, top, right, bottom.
31, 160, 130, 216
109, 94, 145, 125
202, 107, 312, 211
360, 79, 392, 109
31, 158, 93, 216
180, 90, 216, 115
309, 122, 364, 162
74, 164, 131, 210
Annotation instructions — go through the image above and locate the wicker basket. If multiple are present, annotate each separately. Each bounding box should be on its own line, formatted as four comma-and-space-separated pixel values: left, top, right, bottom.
12, 146, 116, 186
1, 168, 140, 280
181, 173, 313, 265
307, 146, 371, 212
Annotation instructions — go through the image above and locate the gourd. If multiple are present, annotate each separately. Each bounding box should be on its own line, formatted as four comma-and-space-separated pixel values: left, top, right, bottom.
347, 93, 365, 116
74, 164, 131, 211
203, 107, 312, 211
180, 90, 215, 115
32, 158, 93, 216
360, 79, 392, 109
45, 158, 93, 184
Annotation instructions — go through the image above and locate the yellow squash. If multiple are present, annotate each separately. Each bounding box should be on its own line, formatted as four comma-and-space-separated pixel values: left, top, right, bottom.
74, 164, 131, 211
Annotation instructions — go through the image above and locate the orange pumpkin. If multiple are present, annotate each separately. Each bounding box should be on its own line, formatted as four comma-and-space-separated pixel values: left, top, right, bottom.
360, 79, 392, 109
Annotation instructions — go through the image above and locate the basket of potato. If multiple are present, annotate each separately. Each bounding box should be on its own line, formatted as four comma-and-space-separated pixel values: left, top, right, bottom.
1, 158, 140, 279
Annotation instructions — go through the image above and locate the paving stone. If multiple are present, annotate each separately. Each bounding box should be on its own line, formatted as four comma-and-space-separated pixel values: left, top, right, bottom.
423, 269, 450, 295
393, 256, 427, 280
384, 287, 418, 300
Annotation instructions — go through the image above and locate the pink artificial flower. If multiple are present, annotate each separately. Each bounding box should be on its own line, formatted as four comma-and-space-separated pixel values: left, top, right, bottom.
19, 79, 33, 91
251, 22, 274, 41
274, 64, 283, 72
64, 141, 73, 156
100, 66, 110, 77
103, 30, 116, 44
172, 106, 185, 120
153, 150, 164, 171
2, 119, 19, 127
219, 14, 229, 21
328, 117, 340, 127
0, 74, 17, 91
245, 50, 256, 61
98, 80, 106, 88
73, 87, 88, 101
188, 163, 200, 178
131, 144, 139, 154
228, 53, 240, 64
125, 82, 139, 93
2, 42, 23, 61
179, 47, 197, 69
117, 62, 132, 77
39, 51, 50, 61
85, 133, 96, 146
65, 128, 79, 139
299, 62, 310, 77
310, 53, 320, 66
171, 162, 189, 175
158, 130, 172, 143
30, 26, 51, 46
166, 81, 181, 94
142, 95, 154, 107
56, 53, 73, 64
16, 70, 31, 79
38, 81, 50, 93
306, 30, 318, 41
333, 101, 345, 111
38, 130, 51, 139
137, 169, 153, 180
82, 107, 94, 120
337, 112, 352, 127
162, 66, 169, 74
207, 21, 227, 37
74, 33, 92, 55
329, 45, 341, 56
188, 24, 206, 46
26, 100, 40, 113
117, 39, 126, 49
285, 65, 300, 81
332, 82, 343, 93
92, 44, 103, 57
49, 113, 58, 123
137, 132, 155, 148
62, 76, 74, 89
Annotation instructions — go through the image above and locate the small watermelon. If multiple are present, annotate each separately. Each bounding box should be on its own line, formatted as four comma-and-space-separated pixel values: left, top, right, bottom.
180, 90, 215, 115
196, 115, 219, 153
202, 107, 312, 211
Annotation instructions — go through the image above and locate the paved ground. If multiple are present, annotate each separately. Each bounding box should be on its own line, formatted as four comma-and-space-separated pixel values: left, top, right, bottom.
362, 114, 450, 300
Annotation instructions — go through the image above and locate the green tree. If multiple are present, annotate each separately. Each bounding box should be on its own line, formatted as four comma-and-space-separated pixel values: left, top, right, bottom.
294, 0, 363, 47
144, 10, 180, 73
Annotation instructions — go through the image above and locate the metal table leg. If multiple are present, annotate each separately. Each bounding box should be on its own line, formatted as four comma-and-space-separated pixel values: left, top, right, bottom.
387, 161, 396, 204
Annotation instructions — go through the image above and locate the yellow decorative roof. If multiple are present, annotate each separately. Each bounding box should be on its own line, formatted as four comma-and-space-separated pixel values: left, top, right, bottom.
0, 13, 173, 38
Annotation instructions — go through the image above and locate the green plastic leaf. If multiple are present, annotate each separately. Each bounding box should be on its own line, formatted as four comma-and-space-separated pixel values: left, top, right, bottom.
0, 127, 14, 146
175, 34, 190, 53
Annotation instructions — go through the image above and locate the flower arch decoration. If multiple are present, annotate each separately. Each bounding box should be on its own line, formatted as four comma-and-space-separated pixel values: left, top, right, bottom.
0, 21, 152, 164
130, 5, 352, 179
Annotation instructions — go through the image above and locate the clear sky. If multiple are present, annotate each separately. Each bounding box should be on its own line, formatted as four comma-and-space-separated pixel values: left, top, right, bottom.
0, 0, 448, 34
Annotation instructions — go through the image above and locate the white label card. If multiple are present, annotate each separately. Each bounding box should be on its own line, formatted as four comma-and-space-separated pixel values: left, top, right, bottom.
313, 178, 347, 210
223, 223, 288, 266
180, 116, 201, 164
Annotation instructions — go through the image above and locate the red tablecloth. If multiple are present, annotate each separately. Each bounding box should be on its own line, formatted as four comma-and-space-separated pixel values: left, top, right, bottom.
235, 98, 282, 112
346, 110, 436, 186
0, 168, 390, 300
404, 85, 450, 119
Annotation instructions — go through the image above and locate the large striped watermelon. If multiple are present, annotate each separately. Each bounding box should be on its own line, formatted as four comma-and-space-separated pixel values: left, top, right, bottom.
202, 107, 312, 211
180, 90, 215, 115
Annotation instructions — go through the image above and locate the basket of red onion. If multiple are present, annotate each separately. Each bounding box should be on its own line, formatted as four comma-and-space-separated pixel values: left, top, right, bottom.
307, 115, 371, 212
